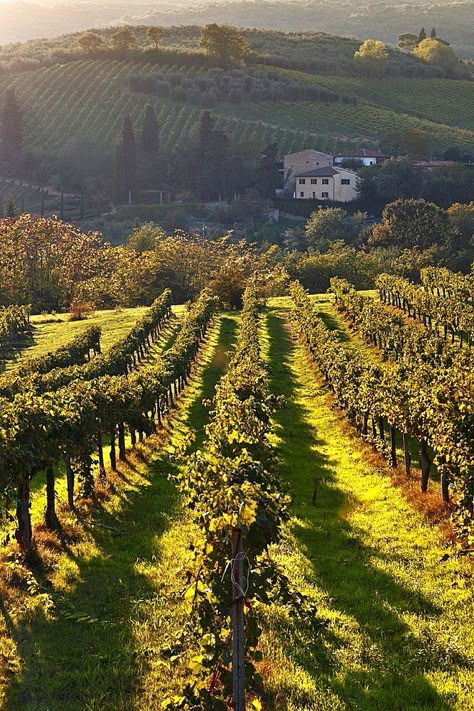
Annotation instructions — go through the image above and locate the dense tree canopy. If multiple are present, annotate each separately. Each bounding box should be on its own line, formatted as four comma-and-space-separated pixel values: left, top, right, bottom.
199, 24, 251, 65
305, 208, 366, 251
414, 39, 458, 71
78, 32, 107, 52
369, 198, 451, 249
354, 39, 388, 75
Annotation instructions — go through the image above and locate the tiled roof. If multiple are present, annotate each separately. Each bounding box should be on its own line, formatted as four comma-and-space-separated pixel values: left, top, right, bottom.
294, 166, 339, 177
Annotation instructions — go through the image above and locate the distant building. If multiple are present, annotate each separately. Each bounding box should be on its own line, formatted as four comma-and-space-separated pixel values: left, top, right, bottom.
333, 149, 386, 167
283, 149, 333, 193
294, 166, 358, 202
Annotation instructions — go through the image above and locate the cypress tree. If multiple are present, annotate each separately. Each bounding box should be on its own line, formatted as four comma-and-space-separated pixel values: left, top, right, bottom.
141, 104, 160, 153
113, 115, 137, 203
418, 27, 426, 42
430, 27, 437, 38
1, 87, 23, 163
199, 111, 215, 148
5, 195, 16, 218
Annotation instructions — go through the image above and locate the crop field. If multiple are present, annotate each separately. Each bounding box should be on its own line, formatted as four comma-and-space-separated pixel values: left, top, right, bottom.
0, 277, 472, 710
1, 59, 473, 158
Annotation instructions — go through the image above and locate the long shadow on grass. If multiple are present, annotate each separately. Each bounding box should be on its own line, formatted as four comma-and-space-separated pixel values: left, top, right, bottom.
265, 310, 464, 711
3, 316, 237, 711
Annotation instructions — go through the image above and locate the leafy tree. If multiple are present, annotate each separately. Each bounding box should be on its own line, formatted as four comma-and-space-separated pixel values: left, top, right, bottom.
78, 32, 107, 52
199, 24, 250, 65
305, 207, 366, 250
447, 202, 474, 242
113, 115, 137, 203
256, 142, 280, 198
359, 158, 419, 202
146, 26, 163, 50
369, 198, 451, 249
111, 27, 137, 52
354, 39, 388, 75
418, 27, 427, 42
381, 129, 431, 158
128, 222, 166, 252
419, 166, 474, 207
0, 214, 114, 310
0, 87, 23, 162
397, 33, 419, 52
414, 39, 458, 71
141, 104, 160, 153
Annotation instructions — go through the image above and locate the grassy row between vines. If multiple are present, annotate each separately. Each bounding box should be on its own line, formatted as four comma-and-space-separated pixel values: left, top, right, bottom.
2, 306, 153, 373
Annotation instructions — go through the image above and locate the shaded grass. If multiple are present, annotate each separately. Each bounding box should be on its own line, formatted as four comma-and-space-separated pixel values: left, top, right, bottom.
258, 307, 473, 710
1, 313, 238, 710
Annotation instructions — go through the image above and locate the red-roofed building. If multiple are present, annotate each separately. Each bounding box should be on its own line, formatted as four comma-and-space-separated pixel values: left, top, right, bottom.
334, 149, 386, 167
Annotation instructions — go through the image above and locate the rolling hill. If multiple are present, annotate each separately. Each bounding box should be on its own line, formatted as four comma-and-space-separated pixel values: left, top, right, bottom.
1, 56, 473, 161
0, 0, 473, 59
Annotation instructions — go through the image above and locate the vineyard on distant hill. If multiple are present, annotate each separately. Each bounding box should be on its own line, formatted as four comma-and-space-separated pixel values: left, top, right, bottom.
1, 58, 473, 159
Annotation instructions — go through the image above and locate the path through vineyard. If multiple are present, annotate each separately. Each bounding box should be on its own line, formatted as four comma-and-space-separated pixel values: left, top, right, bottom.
259, 304, 472, 710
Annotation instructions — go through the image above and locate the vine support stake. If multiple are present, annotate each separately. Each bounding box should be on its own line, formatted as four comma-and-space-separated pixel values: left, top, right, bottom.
231, 526, 245, 711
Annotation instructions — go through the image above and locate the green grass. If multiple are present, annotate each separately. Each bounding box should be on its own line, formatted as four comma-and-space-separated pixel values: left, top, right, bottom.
1, 312, 239, 710
258, 304, 473, 710
1, 58, 472, 167
4, 305, 184, 373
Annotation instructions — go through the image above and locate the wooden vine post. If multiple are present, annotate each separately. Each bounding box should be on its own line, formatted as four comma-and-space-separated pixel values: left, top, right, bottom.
231, 526, 246, 711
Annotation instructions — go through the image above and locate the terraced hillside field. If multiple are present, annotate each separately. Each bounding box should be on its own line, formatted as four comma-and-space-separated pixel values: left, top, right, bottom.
1, 59, 473, 157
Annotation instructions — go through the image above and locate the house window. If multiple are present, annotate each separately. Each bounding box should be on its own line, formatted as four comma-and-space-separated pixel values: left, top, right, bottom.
341, 179, 351, 185
322, 192, 329, 198
312, 192, 316, 198
322, 178, 329, 185
300, 192, 304, 198
299, 178, 306, 185
311, 178, 317, 184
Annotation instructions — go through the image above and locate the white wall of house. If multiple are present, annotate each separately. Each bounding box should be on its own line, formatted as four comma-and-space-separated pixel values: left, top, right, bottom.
295, 168, 358, 202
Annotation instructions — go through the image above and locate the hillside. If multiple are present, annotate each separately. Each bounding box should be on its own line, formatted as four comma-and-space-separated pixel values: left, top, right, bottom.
1, 57, 473, 162
0, 0, 473, 58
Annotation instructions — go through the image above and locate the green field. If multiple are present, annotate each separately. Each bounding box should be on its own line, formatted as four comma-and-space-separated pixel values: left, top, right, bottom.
3, 305, 187, 373
1, 297, 472, 710
1, 59, 473, 159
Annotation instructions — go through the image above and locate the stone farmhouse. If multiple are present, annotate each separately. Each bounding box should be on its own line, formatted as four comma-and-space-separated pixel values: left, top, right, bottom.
282, 148, 386, 202
294, 166, 358, 202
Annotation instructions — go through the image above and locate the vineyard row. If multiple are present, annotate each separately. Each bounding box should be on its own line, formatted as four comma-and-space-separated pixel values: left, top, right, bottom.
0, 289, 216, 551
290, 281, 473, 540
376, 269, 474, 347
165, 284, 316, 708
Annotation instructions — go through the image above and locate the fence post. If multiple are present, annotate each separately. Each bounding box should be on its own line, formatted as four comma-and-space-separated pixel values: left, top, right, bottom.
231, 526, 245, 711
